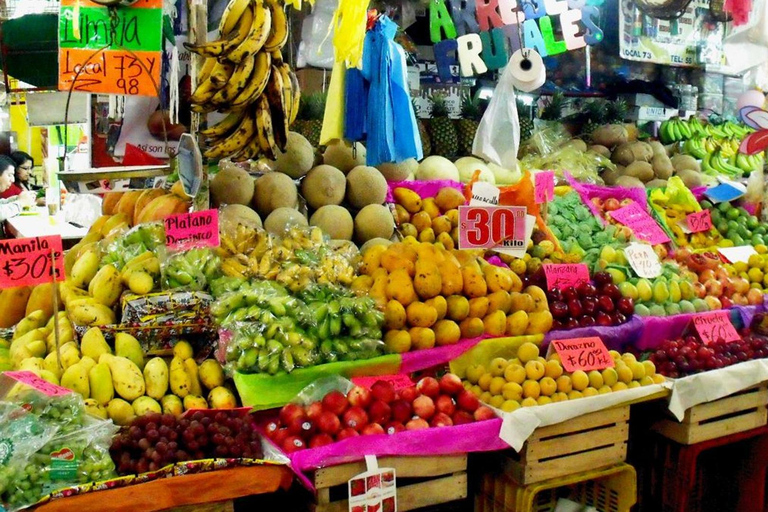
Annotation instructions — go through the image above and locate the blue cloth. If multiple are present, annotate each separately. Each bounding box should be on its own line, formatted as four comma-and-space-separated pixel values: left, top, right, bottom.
359, 16, 423, 166
344, 68, 367, 142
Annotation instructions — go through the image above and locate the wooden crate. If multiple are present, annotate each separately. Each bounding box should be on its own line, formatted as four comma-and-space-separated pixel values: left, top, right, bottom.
505, 406, 630, 486
653, 384, 768, 445
311, 455, 468, 512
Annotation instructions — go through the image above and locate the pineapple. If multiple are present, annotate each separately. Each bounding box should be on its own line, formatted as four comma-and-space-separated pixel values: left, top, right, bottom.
455, 95, 484, 156
292, 92, 326, 147
427, 94, 458, 159
605, 98, 628, 124
581, 100, 607, 139
517, 99, 534, 142
540, 92, 566, 121
413, 99, 432, 157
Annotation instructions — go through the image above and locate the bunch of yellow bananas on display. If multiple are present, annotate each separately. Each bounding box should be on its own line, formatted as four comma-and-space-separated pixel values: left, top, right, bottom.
218, 225, 358, 292
186, 0, 299, 161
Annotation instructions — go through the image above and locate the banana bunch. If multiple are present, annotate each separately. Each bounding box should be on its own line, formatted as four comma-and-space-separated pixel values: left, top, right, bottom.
702, 149, 747, 179
186, 0, 300, 161
660, 116, 754, 144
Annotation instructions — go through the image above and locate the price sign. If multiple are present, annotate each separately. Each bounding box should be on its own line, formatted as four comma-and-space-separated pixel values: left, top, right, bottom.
624, 243, 662, 278
550, 337, 614, 372
469, 182, 500, 206
4, 371, 72, 397
609, 203, 670, 245
58, 0, 162, 96
164, 209, 219, 251
692, 311, 740, 345
534, 171, 555, 204
718, 245, 757, 264
352, 374, 414, 391
686, 210, 712, 233
458, 205, 527, 250
543, 264, 589, 290
0, 236, 65, 289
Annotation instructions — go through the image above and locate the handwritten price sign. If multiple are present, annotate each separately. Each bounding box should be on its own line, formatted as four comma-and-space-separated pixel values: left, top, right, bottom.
458, 205, 527, 250
534, 171, 555, 204
609, 203, 670, 245
0, 236, 65, 289
551, 337, 614, 372
4, 371, 72, 397
624, 243, 662, 278
692, 311, 740, 345
58, 0, 162, 96
686, 210, 712, 233
543, 264, 589, 290
164, 209, 219, 251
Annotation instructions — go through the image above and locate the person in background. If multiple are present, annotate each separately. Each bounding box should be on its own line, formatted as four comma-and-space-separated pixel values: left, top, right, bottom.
0, 151, 45, 205
0, 155, 36, 224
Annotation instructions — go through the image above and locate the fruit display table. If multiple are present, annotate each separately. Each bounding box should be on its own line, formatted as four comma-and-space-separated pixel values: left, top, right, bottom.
31, 465, 293, 512
5, 207, 89, 240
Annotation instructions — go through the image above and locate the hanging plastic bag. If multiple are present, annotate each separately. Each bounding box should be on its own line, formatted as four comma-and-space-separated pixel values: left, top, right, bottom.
471, 62, 520, 170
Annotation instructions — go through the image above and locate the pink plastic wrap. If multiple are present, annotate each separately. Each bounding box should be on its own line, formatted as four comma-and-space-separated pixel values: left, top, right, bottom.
400, 336, 486, 374
544, 316, 644, 352
385, 179, 464, 202
485, 255, 507, 267
289, 419, 506, 475
691, 186, 707, 201
566, 173, 649, 227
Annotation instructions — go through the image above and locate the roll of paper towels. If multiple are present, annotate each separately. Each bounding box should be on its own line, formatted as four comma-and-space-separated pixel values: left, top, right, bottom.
508, 49, 546, 92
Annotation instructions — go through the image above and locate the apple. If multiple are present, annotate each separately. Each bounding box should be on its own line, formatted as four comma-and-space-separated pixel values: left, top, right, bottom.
397, 386, 419, 403
368, 400, 392, 424
474, 406, 496, 422
347, 386, 373, 408
306, 402, 324, 421
309, 433, 335, 448
430, 412, 454, 428
272, 428, 291, 447
452, 411, 474, 425
282, 435, 306, 453
568, 299, 583, 318
361, 423, 385, 436
385, 422, 406, 435
595, 311, 613, 327
416, 377, 440, 398
264, 421, 279, 438
317, 411, 341, 435
279, 403, 305, 426
405, 418, 430, 430
548, 287, 563, 302
577, 282, 597, 298
562, 286, 578, 302
593, 272, 612, 287
550, 301, 568, 319
597, 295, 615, 313
456, 390, 480, 412
413, 395, 436, 419
601, 283, 621, 300
435, 395, 456, 416
579, 316, 596, 327
582, 297, 598, 316
322, 391, 349, 415
390, 400, 413, 423
336, 428, 360, 440
371, 381, 396, 403
439, 374, 464, 395
343, 406, 369, 431
287, 416, 315, 438
616, 297, 634, 316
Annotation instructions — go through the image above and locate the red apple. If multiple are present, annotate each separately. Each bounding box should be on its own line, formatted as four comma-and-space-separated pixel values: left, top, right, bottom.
368, 400, 392, 424
413, 395, 436, 420
456, 390, 480, 413
405, 418, 430, 430
322, 391, 349, 415
416, 377, 440, 398
264, 421, 279, 438
287, 415, 315, 438
361, 423, 385, 436
342, 406, 369, 431
336, 428, 359, 441
279, 403, 305, 426
474, 406, 496, 422
435, 395, 456, 416
390, 400, 413, 423
306, 401, 324, 421
397, 386, 419, 403
452, 411, 474, 425
371, 381, 396, 403
385, 422, 406, 435
317, 411, 341, 435
282, 435, 306, 453
430, 412, 454, 428
347, 386, 373, 408
309, 433, 335, 448
439, 374, 464, 395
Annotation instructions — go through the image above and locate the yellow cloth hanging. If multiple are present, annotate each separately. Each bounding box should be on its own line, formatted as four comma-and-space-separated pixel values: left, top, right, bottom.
319, 61, 346, 145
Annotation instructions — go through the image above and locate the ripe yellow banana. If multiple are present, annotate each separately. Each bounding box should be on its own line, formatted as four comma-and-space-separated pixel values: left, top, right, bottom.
185, 6, 254, 58
274, 60, 294, 124
263, 0, 288, 52
209, 61, 235, 89
191, 60, 235, 105
203, 111, 257, 159
255, 94, 278, 159
219, 0, 252, 36
227, 1, 272, 63
230, 51, 272, 108
288, 68, 301, 125
211, 54, 256, 105
266, 65, 288, 150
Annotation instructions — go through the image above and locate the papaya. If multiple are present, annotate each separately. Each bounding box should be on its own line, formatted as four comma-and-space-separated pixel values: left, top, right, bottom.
133, 189, 167, 225
114, 191, 143, 221
101, 192, 124, 215
0, 287, 32, 328
136, 195, 191, 224
170, 180, 189, 198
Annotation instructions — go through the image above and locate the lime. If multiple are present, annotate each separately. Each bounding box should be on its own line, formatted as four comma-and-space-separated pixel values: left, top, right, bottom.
757, 226, 767, 236
747, 217, 760, 230
717, 221, 729, 234
737, 225, 750, 238
700, 200, 713, 210
727, 220, 740, 232
726, 208, 740, 220
753, 235, 765, 246
731, 234, 745, 246
718, 201, 732, 213
710, 209, 722, 224
738, 207, 750, 218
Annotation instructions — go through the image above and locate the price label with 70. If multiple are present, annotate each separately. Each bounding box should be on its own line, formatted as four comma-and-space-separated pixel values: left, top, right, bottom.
0, 236, 65, 289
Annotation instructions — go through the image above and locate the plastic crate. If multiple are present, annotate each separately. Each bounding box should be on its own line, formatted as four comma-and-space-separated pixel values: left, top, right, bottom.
475, 463, 636, 512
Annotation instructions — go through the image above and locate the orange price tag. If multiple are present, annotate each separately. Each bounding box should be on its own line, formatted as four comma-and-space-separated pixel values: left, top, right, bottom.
550, 337, 614, 372
0, 236, 65, 289
692, 311, 740, 345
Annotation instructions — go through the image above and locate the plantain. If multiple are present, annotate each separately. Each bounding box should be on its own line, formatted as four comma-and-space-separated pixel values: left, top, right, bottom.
266, 65, 288, 151
203, 111, 257, 159
263, 0, 288, 52
219, 0, 253, 36
200, 110, 247, 139
184, 6, 254, 58
211, 54, 256, 105
254, 94, 278, 159
230, 51, 272, 108
227, 1, 272, 63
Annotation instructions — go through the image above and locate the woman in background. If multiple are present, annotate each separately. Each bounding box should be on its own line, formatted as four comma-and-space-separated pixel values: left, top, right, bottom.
0, 155, 35, 225
1, 151, 44, 204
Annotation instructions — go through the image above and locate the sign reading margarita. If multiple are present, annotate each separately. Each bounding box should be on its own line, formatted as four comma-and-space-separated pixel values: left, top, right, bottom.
58, 0, 163, 96
430, 0, 604, 78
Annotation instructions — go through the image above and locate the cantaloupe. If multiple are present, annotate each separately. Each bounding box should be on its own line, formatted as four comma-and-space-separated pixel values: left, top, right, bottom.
219, 204, 262, 236
354, 204, 394, 244
310, 205, 354, 240
323, 140, 366, 173
346, 166, 387, 208
301, 165, 346, 209
376, 159, 418, 181
264, 208, 307, 235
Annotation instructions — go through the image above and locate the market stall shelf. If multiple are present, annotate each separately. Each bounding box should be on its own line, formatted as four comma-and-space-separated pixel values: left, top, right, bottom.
652, 383, 768, 444
506, 406, 629, 485
311, 454, 467, 512
31, 464, 293, 512
5, 207, 89, 240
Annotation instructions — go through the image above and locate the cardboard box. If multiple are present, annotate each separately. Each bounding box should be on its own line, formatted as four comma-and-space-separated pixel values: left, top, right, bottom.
296, 67, 332, 94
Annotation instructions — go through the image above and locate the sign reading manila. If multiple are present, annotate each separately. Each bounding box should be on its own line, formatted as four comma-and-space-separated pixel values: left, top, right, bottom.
58, 0, 163, 96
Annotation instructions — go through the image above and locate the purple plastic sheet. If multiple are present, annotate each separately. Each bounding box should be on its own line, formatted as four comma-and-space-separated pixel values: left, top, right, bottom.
385, 179, 464, 202
543, 316, 644, 352
565, 173, 650, 227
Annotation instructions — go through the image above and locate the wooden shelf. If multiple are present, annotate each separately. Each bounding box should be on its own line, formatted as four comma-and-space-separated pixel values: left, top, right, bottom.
57, 165, 171, 182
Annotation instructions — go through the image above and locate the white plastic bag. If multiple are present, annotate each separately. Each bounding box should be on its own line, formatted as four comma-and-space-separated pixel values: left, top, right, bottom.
471, 63, 520, 170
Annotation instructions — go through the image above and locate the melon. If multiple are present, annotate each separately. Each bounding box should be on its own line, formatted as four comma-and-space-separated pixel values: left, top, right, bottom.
210, 167, 255, 207
454, 157, 494, 184
376, 159, 418, 181
415, 156, 460, 181
274, 132, 315, 178
323, 139, 366, 173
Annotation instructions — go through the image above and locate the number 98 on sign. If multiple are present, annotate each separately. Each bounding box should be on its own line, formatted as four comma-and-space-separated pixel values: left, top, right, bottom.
458, 205, 527, 250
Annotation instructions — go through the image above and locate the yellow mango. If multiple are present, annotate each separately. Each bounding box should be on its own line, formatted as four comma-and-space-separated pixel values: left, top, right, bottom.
360, 244, 387, 275
483, 310, 507, 337
393, 187, 423, 213
468, 297, 489, 318
368, 268, 389, 309
506, 310, 529, 336
524, 286, 549, 312
384, 300, 407, 330
380, 249, 415, 276
434, 319, 461, 346
405, 302, 438, 328
437, 260, 463, 296
413, 259, 442, 299
422, 198, 441, 219
526, 310, 553, 335
425, 296, 447, 320
385, 269, 417, 306
487, 290, 512, 315
461, 265, 487, 298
